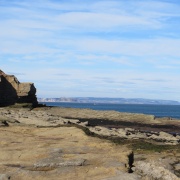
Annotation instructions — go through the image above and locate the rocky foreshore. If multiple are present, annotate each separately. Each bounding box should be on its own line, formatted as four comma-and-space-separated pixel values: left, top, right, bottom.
0, 106, 180, 180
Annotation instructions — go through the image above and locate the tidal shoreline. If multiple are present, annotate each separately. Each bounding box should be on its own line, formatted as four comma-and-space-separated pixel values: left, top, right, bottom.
0, 106, 180, 179
46, 106, 180, 134
65, 117, 180, 135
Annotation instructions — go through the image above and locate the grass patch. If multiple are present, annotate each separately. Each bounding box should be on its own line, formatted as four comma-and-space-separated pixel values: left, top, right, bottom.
130, 141, 180, 153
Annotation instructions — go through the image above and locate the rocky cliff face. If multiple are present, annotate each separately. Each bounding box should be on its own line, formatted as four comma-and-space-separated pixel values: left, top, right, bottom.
0, 70, 38, 107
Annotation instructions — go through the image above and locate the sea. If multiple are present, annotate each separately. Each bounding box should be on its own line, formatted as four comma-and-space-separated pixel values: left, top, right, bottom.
43, 102, 180, 119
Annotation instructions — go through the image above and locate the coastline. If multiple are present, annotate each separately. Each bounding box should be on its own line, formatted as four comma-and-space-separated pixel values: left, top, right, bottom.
0, 106, 179, 179
42, 102, 180, 119
46, 106, 180, 134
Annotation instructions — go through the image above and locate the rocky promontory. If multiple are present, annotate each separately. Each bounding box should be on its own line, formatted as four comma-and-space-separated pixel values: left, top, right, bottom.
0, 70, 38, 107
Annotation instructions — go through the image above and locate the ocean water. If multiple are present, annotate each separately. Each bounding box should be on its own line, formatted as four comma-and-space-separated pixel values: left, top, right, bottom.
43, 102, 180, 119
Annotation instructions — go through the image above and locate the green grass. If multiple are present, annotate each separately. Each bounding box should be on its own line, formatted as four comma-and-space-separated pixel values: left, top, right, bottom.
130, 141, 180, 153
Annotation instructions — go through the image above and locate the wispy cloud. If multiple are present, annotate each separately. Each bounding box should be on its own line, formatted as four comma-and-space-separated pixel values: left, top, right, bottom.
0, 0, 180, 100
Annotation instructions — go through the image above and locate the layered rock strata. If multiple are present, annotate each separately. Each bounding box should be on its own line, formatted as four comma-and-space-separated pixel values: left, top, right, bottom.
0, 70, 37, 107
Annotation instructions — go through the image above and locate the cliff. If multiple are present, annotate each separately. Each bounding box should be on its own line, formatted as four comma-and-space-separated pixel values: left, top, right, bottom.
0, 70, 38, 107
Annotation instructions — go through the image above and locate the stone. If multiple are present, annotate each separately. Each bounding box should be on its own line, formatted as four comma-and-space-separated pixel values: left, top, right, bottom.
0, 174, 10, 180
0, 70, 38, 107
125, 128, 135, 132
0, 121, 8, 127
104, 171, 141, 180
116, 129, 127, 137
149, 131, 179, 145
89, 126, 112, 136
0, 116, 19, 124
32, 159, 86, 171
135, 161, 179, 180
174, 163, 180, 171
69, 119, 81, 124
79, 121, 89, 126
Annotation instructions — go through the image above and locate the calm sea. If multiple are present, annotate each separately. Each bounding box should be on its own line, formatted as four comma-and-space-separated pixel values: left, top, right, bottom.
43, 102, 180, 119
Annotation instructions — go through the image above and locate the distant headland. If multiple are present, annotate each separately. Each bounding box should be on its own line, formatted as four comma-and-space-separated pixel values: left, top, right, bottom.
38, 97, 180, 105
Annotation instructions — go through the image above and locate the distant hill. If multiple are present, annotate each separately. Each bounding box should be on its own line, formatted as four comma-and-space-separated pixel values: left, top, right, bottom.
38, 97, 180, 105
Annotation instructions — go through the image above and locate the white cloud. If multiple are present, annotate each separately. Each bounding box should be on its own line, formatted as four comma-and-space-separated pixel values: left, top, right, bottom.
1, 0, 180, 100
73, 38, 180, 57
55, 12, 159, 30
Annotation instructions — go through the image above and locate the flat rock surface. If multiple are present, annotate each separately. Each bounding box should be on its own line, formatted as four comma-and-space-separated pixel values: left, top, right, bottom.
0, 107, 179, 179
0, 125, 134, 180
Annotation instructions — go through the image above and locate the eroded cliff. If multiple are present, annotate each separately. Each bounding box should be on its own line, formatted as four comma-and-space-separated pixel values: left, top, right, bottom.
0, 70, 37, 107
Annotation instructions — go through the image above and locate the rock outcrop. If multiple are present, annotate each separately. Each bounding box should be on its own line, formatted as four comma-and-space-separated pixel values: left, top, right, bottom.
0, 70, 37, 107
88, 126, 180, 145
135, 161, 179, 180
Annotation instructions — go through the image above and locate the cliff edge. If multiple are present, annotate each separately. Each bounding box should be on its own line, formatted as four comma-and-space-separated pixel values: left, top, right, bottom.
0, 70, 38, 107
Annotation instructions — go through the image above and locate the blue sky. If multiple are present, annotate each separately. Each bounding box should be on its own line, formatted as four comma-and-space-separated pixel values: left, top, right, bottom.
1, 0, 180, 100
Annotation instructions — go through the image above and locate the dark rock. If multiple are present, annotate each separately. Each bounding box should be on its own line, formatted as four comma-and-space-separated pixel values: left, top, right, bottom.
128, 151, 134, 173
0, 121, 9, 127
0, 70, 38, 107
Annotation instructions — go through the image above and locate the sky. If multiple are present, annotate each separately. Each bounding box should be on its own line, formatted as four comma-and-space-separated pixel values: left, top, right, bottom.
0, 0, 180, 101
